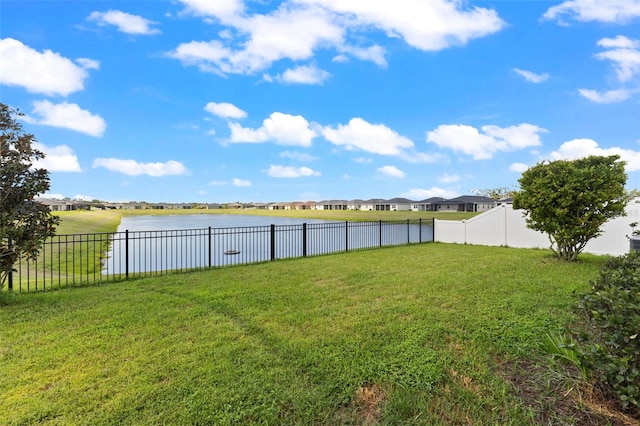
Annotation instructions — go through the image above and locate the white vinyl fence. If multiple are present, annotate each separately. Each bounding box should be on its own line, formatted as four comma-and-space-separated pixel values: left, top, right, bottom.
434, 199, 640, 256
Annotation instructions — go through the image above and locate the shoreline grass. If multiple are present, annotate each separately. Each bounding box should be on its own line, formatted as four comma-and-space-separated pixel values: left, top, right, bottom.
0, 243, 610, 424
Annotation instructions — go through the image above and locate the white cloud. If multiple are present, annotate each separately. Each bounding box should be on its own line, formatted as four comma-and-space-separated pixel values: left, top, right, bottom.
210, 180, 228, 186
266, 165, 321, 178
204, 101, 247, 119
332, 54, 349, 63
513, 68, 549, 83
88, 10, 160, 35
510, 162, 529, 173
402, 187, 459, 200
272, 64, 330, 85
171, 0, 504, 75
297, 0, 506, 51
229, 112, 317, 146
438, 173, 460, 183
543, 0, 640, 24
92, 158, 189, 176
594, 36, 640, 83
76, 58, 100, 70
598, 35, 640, 49
279, 150, 318, 162
0, 38, 94, 96
549, 139, 640, 171
178, 0, 245, 21
233, 178, 251, 187
578, 88, 633, 103
41, 193, 66, 200
169, 5, 344, 75
33, 143, 81, 172
73, 194, 95, 201
322, 117, 414, 156
377, 165, 405, 178
426, 123, 546, 160
23, 100, 106, 137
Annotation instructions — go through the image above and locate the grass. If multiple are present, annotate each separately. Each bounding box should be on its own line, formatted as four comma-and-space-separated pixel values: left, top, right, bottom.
0, 242, 612, 424
8, 209, 471, 291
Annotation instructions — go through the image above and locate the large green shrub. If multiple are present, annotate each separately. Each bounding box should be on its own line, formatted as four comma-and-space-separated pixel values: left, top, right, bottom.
576, 252, 640, 411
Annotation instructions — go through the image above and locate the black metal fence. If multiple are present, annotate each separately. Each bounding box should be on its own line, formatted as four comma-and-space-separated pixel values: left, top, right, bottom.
8, 219, 433, 292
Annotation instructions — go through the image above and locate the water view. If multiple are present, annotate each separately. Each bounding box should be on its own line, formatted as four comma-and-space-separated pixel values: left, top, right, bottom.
104, 214, 433, 274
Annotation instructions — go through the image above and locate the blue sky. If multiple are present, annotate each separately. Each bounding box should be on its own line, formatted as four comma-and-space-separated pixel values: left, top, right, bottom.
2, 0, 639, 203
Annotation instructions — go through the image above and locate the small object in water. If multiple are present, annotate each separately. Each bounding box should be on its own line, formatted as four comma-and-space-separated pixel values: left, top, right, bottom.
224, 249, 240, 255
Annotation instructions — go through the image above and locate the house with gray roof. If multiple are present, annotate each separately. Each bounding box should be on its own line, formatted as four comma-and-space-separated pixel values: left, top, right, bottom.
433, 195, 496, 212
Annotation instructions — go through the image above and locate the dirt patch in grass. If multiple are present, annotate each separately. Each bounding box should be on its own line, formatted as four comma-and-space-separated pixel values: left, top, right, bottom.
498, 359, 639, 425
353, 383, 387, 424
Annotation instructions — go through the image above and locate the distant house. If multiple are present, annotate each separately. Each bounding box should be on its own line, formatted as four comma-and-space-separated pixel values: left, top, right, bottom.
415, 197, 447, 212
433, 195, 496, 213
36, 198, 75, 212
386, 198, 414, 211
315, 200, 348, 210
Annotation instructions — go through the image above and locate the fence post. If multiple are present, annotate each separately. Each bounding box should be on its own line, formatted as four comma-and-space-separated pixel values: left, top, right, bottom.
270, 224, 275, 261
419, 218, 422, 243
345, 221, 349, 252
208, 226, 212, 268
7, 238, 13, 291
432, 218, 436, 241
302, 223, 307, 257
125, 230, 129, 280
407, 219, 410, 244
379, 220, 382, 247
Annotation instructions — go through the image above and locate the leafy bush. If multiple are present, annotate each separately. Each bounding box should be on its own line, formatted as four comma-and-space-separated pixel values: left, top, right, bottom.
575, 252, 640, 411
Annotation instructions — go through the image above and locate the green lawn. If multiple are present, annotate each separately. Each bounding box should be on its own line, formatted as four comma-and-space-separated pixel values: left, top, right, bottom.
0, 242, 609, 425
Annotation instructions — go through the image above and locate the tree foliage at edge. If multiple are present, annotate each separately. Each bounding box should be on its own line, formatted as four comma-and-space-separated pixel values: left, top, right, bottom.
513, 155, 628, 262
0, 102, 60, 289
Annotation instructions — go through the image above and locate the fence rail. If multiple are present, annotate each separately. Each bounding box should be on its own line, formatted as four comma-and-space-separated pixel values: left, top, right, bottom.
8, 219, 433, 292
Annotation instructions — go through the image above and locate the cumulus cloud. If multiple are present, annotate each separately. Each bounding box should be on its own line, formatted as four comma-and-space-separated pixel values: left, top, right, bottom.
578, 36, 640, 104
296, 0, 506, 51
426, 123, 546, 160
92, 158, 189, 176
229, 112, 317, 146
75, 58, 100, 70
233, 178, 251, 186
0, 38, 95, 96
513, 68, 549, 83
402, 187, 459, 200
548, 139, 640, 171
578, 88, 634, 103
33, 143, 82, 172
23, 100, 106, 137
169, 6, 344, 75
266, 165, 321, 178
438, 173, 460, 183
88, 10, 160, 35
210, 180, 228, 186
204, 101, 247, 119
510, 162, 529, 173
594, 36, 640, 83
377, 165, 405, 178
271, 64, 330, 85
322, 117, 414, 156
170, 0, 504, 75
543, 0, 640, 24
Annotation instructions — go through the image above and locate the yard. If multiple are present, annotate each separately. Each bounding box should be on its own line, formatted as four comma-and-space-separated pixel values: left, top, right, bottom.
2, 239, 628, 425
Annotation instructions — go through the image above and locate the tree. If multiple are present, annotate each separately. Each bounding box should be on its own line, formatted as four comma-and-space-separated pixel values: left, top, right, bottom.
1, 103, 60, 290
513, 155, 628, 262
470, 187, 516, 200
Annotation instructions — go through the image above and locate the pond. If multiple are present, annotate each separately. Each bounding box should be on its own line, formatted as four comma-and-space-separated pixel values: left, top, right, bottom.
104, 214, 433, 275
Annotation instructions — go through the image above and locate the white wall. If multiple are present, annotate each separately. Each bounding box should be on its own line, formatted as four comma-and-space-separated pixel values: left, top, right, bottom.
434, 200, 640, 256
